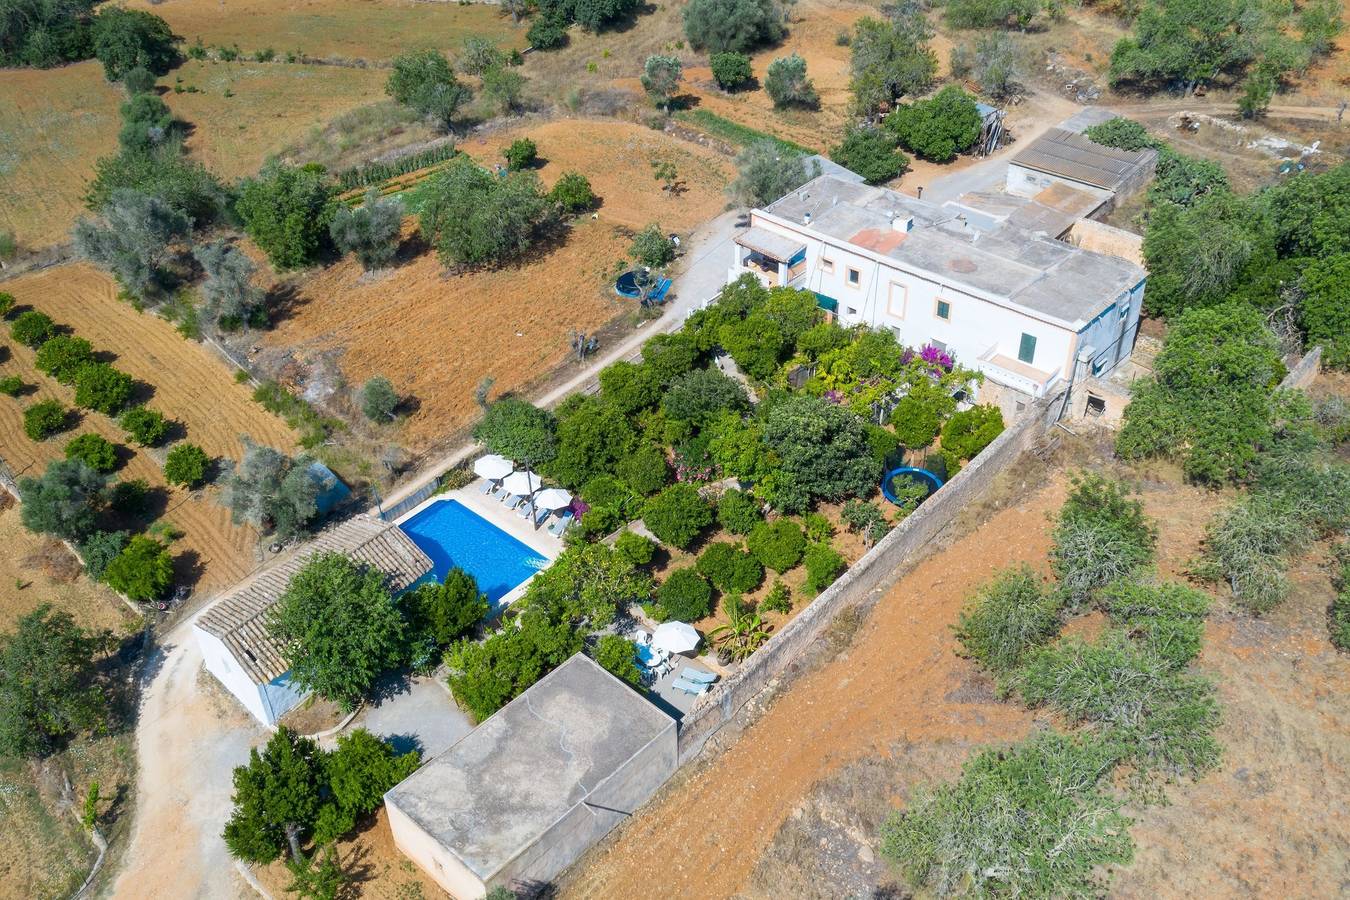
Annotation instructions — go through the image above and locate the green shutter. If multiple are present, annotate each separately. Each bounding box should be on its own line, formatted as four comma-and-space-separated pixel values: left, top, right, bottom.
1018, 333, 1037, 364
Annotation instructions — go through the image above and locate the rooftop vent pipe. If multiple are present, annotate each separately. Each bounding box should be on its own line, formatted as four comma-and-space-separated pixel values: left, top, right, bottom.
803, 211, 813, 226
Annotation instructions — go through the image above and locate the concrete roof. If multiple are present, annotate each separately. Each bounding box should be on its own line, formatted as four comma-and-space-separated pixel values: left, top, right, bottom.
197, 515, 432, 684
953, 183, 1107, 239
385, 654, 676, 883
1010, 128, 1155, 192
735, 226, 805, 262
762, 175, 1145, 327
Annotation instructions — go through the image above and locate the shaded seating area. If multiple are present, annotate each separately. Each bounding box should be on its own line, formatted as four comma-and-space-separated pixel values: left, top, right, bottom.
472, 454, 577, 535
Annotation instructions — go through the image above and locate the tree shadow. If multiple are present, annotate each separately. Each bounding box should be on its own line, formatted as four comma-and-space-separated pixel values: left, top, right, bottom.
366, 667, 415, 706
668, 92, 701, 112
382, 732, 425, 757
128, 379, 157, 407
170, 548, 206, 595
102, 482, 170, 533
263, 283, 306, 327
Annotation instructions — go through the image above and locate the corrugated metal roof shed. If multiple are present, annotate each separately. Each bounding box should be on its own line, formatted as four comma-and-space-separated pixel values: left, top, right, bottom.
1010, 128, 1153, 192
197, 515, 432, 685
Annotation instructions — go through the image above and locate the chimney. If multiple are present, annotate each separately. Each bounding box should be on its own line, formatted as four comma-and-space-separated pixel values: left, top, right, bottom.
803, 211, 813, 226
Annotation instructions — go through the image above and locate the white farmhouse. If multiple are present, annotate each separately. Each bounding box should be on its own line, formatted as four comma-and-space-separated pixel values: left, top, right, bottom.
194, 514, 432, 725
729, 171, 1149, 417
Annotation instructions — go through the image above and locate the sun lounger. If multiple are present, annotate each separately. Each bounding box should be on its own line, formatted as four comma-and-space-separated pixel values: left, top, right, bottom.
679, 668, 717, 684
547, 511, 574, 537
502, 493, 522, 509
533, 507, 552, 526
670, 677, 709, 696
517, 500, 536, 518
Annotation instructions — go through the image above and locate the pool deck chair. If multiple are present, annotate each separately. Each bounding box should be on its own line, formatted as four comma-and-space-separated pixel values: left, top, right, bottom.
502, 493, 523, 510
680, 668, 717, 685
671, 677, 710, 696
478, 479, 494, 494
547, 511, 574, 537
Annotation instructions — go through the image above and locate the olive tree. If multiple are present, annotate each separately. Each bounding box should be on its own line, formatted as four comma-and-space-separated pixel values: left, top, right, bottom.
73, 188, 191, 303
193, 240, 264, 328
386, 50, 470, 129
728, 140, 821, 208
640, 55, 683, 111
329, 190, 404, 271
764, 53, 817, 108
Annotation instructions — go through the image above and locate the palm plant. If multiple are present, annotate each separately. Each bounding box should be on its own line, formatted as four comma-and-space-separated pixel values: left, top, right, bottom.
708, 595, 772, 662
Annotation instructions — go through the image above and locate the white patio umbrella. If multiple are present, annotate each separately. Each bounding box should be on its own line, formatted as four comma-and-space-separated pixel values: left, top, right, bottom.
472, 454, 513, 481
652, 621, 701, 655
533, 488, 573, 511
500, 469, 543, 497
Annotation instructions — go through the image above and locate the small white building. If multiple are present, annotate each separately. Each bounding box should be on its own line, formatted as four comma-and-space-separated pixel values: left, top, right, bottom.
194, 515, 432, 726
385, 654, 677, 899
729, 173, 1148, 418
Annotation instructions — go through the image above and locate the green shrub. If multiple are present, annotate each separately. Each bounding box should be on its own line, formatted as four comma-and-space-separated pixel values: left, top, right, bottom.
548, 172, 596, 213
829, 125, 909, 185
1050, 474, 1157, 611
880, 731, 1134, 899
0, 293, 14, 317
616, 445, 669, 495
106, 478, 151, 517
710, 51, 753, 90
889, 380, 954, 449
802, 512, 833, 544
1330, 544, 1350, 651
360, 376, 398, 422
614, 531, 657, 566
64, 433, 119, 473
102, 534, 174, 601
746, 518, 806, 573
0, 376, 24, 396
886, 85, 982, 163
34, 335, 95, 384
593, 633, 642, 686
716, 488, 762, 535
23, 400, 71, 440
939, 404, 1003, 475
760, 580, 791, 614
579, 504, 623, 540
11, 310, 56, 348
655, 567, 713, 621
1100, 579, 1210, 670
841, 499, 889, 548
953, 566, 1062, 676
580, 475, 640, 519
403, 568, 489, 652
1197, 494, 1311, 614
1011, 632, 1222, 780
236, 163, 338, 271
526, 15, 568, 50
504, 138, 537, 171
118, 406, 169, 446
803, 542, 845, 594
164, 442, 210, 488
74, 362, 135, 415
78, 530, 129, 581
643, 483, 712, 549
696, 541, 763, 594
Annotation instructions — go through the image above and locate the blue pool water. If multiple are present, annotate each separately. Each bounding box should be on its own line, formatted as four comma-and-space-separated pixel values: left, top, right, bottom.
398, 500, 550, 605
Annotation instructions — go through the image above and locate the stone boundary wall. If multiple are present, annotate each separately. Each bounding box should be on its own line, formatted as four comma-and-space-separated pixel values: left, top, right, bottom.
1281, 345, 1322, 390
675, 389, 1071, 763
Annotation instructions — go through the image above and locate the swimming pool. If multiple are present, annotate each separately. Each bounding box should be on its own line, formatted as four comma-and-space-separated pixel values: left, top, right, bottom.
398, 500, 550, 605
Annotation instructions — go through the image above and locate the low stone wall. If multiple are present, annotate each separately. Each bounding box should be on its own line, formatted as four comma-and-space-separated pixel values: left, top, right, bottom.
1068, 219, 1144, 267
676, 389, 1070, 763
1281, 346, 1322, 390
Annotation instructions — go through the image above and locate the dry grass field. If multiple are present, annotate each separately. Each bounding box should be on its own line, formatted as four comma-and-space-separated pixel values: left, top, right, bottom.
160, 59, 390, 182
126, 0, 524, 61
259, 119, 733, 453
0, 61, 121, 250
0, 264, 298, 597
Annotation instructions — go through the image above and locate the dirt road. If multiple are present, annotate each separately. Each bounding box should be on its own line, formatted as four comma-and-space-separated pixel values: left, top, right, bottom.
110, 614, 264, 900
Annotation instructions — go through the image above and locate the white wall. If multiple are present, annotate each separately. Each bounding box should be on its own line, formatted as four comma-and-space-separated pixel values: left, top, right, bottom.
194, 625, 272, 726
744, 212, 1080, 385
387, 798, 487, 899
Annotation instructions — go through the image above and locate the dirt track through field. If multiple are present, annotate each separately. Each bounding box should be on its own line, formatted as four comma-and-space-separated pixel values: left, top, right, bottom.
0, 264, 298, 596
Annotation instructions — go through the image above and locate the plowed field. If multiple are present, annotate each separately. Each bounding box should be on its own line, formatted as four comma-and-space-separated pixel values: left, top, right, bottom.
0, 264, 297, 596
262, 120, 733, 452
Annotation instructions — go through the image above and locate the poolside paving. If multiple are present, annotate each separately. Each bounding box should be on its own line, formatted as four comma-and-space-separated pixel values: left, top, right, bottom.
646, 656, 722, 720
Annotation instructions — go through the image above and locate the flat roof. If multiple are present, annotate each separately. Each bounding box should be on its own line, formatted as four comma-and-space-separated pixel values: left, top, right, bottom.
762, 175, 1145, 327
735, 226, 805, 262
385, 654, 676, 882
1010, 128, 1155, 192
